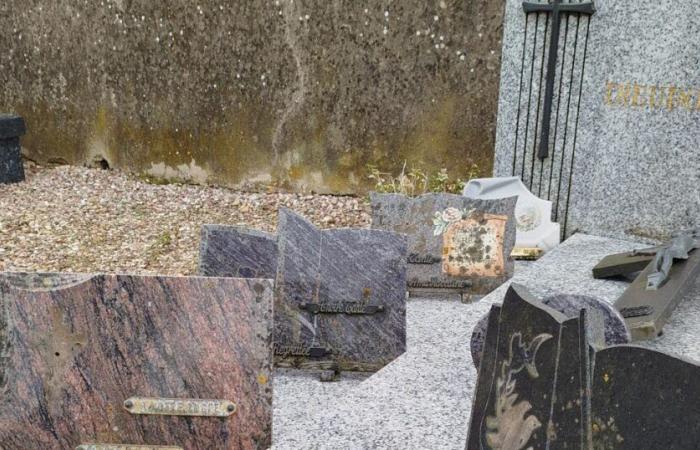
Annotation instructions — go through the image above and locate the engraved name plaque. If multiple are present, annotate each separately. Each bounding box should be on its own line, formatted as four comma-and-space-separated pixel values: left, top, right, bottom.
273, 343, 332, 358
123, 397, 236, 417
76, 445, 183, 450
299, 301, 385, 315
407, 278, 472, 289
407, 253, 442, 265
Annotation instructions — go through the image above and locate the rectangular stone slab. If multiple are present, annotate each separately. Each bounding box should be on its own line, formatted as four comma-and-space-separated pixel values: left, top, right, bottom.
0, 273, 273, 449
275, 208, 407, 372
199, 224, 278, 279
614, 248, 700, 340
591, 346, 700, 449
370, 193, 516, 297
466, 284, 589, 449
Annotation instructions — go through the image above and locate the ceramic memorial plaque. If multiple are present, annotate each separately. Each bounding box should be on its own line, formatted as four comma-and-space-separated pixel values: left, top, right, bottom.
275, 208, 407, 372
463, 176, 560, 251
0, 273, 273, 449
370, 193, 516, 298
467, 285, 590, 449
199, 224, 278, 279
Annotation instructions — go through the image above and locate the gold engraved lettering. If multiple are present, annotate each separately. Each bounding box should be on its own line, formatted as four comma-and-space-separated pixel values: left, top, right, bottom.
631, 83, 645, 107
604, 81, 699, 113
666, 86, 677, 111
676, 90, 693, 110
604, 82, 617, 105
617, 83, 632, 106
648, 85, 659, 109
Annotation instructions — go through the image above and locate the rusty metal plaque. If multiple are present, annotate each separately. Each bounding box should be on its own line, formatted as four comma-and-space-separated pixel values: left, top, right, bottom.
123, 397, 236, 417
76, 446, 183, 450
441, 213, 508, 277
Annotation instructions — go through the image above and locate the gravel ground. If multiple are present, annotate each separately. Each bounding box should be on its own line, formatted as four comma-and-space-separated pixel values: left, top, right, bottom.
0, 165, 370, 275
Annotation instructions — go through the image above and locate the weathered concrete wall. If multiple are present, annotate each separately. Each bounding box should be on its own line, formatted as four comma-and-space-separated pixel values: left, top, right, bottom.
0, 0, 504, 193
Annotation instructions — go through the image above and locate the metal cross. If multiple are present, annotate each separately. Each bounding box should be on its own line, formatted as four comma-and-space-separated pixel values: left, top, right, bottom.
522, 0, 595, 160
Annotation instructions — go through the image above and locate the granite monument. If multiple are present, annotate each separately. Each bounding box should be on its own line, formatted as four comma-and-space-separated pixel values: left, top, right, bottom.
0, 114, 26, 184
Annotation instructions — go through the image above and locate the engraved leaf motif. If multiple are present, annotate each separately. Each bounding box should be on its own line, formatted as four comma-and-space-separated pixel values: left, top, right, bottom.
483, 332, 552, 450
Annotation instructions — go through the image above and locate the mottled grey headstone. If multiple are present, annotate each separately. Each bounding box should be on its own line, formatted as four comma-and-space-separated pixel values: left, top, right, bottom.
275, 208, 408, 372
0, 114, 26, 184
199, 224, 278, 279
494, 0, 699, 241
370, 193, 516, 298
471, 292, 630, 369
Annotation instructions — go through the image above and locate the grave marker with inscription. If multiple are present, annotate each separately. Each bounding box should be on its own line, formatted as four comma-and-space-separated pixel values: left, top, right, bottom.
275, 208, 408, 372
467, 284, 700, 449
494, 0, 699, 240
370, 193, 516, 299
199, 224, 278, 279
0, 273, 273, 449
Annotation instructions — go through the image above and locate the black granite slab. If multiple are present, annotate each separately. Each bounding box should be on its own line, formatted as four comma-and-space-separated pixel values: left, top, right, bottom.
466, 284, 589, 449
275, 208, 408, 372
0, 114, 26, 184
199, 224, 278, 279
591, 346, 700, 449
370, 193, 516, 298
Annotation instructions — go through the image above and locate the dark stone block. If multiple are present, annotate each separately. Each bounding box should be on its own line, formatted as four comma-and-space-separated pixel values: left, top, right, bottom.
0, 114, 26, 184
275, 208, 408, 372
370, 193, 517, 297
467, 285, 590, 449
0, 273, 273, 449
199, 224, 278, 279
591, 346, 700, 449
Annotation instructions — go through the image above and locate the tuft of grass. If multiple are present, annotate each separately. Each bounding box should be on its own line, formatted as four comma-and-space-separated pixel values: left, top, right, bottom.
366, 161, 480, 196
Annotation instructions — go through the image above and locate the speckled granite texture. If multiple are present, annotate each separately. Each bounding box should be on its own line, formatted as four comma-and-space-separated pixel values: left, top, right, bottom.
370, 193, 517, 296
0, 114, 25, 184
0, 273, 273, 450
275, 208, 408, 372
493, 0, 700, 241
273, 233, 700, 449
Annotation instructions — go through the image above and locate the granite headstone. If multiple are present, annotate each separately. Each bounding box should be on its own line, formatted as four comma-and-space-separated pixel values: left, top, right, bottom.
0, 273, 273, 449
466, 284, 590, 449
370, 193, 517, 299
0, 114, 26, 184
199, 224, 278, 279
493, 0, 700, 241
274, 208, 407, 372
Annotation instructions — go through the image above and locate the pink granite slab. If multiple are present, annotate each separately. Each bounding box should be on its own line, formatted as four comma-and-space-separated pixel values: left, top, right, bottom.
0, 273, 273, 450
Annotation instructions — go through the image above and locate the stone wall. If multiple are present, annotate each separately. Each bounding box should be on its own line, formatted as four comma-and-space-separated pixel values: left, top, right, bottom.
0, 0, 504, 193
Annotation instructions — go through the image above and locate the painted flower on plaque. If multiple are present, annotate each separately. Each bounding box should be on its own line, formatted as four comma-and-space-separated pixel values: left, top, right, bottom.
433, 207, 508, 278
515, 205, 542, 233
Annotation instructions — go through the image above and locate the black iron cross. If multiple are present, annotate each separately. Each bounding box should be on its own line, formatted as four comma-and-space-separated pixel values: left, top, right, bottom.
523, 0, 595, 160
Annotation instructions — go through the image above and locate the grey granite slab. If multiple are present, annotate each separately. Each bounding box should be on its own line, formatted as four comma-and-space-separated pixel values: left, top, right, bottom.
370, 193, 517, 297
199, 224, 278, 279
275, 208, 408, 372
493, 0, 700, 241
273, 233, 700, 449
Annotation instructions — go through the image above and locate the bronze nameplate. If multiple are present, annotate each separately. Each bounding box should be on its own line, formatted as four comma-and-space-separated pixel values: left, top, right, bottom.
299, 302, 385, 315
123, 397, 236, 417
76, 446, 183, 450
274, 343, 331, 358
511, 247, 544, 261
408, 279, 472, 289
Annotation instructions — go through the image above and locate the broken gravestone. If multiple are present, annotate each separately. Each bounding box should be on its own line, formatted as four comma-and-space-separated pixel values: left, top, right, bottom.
467, 284, 700, 449
199, 224, 278, 279
199, 209, 409, 373
0, 273, 273, 449
470, 293, 630, 369
274, 208, 408, 372
370, 193, 517, 300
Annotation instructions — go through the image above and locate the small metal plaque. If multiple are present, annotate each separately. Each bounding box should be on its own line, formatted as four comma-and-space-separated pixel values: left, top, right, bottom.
123, 397, 236, 417
274, 343, 332, 358
76, 446, 183, 450
511, 247, 544, 261
299, 301, 385, 315
620, 305, 655, 318
408, 278, 472, 289
407, 253, 441, 265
